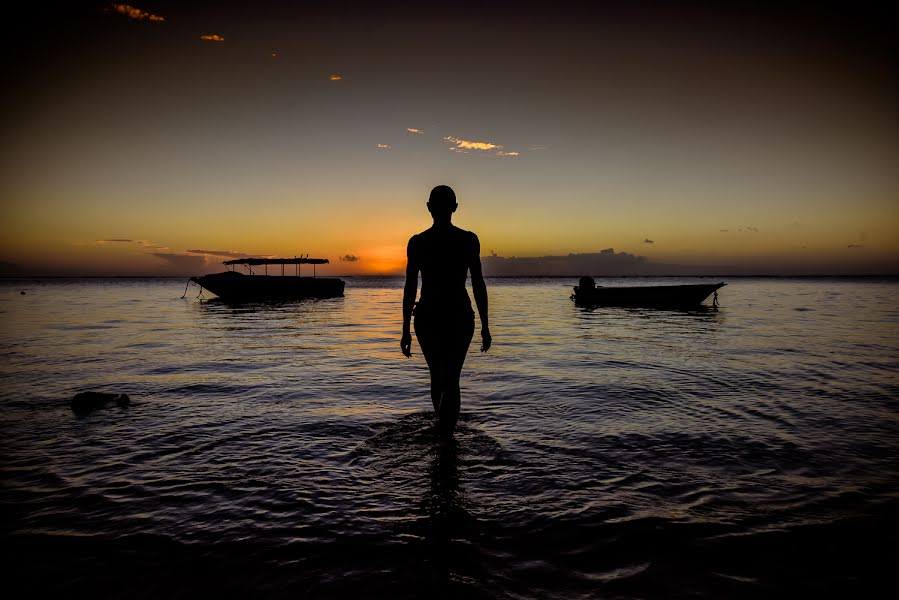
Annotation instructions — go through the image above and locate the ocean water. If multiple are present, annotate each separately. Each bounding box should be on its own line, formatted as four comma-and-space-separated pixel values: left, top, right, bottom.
1, 276, 898, 598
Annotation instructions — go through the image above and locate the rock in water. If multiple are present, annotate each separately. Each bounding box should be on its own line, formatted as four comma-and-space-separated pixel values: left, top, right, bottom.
71, 391, 130, 414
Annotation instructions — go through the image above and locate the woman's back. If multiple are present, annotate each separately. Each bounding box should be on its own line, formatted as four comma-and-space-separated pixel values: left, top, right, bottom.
411, 225, 478, 307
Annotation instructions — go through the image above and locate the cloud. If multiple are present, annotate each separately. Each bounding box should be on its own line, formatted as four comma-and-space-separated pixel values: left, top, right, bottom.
135, 239, 168, 250
94, 238, 168, 250
152, 253, 208, 272
482, 249, 650, 277
110, 3, 165, 22
339, 254, 360, 262
643, 238, 654, 244
445, 136, 499, 151
406, 128, 423, 134
444, 135, 519, 156
746, 226, 759, 233
329, 74, 342, 81
186, 249, 251, 258
719, 229, 729, 232
847, 244, 864, 249
528, 145, 548, 151
200, 34, 224, 42
377, 143, 391, 149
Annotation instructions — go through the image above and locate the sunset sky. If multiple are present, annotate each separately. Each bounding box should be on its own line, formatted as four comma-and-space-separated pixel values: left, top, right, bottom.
2, 1, 896, 275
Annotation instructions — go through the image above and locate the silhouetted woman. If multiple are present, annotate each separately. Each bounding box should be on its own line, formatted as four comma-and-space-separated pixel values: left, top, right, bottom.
401, 185, 491, 436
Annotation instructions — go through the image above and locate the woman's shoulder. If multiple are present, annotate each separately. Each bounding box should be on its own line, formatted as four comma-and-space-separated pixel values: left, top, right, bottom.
413, 226, 478, 247
451, 226, 479, 241
456, 227, 480, 249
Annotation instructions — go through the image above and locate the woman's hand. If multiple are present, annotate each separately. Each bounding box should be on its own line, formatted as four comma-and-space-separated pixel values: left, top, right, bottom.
480, 328, 492, 353
401, 331, 412, 357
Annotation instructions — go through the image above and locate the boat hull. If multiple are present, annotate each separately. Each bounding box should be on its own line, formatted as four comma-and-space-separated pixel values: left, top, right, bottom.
572, 282, 725, 309
191, 272, 345, 301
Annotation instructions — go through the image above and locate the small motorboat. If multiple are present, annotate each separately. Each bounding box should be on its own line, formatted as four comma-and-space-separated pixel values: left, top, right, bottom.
189, 257, 345, 301
572, 276, 724, 309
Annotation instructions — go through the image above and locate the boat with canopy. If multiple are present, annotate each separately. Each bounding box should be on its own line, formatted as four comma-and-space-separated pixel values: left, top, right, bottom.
188, 256, 345, 301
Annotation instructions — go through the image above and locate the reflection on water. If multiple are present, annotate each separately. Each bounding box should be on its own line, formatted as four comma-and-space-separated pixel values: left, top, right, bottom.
1, 277, 898, 598
353, 411, 484, 597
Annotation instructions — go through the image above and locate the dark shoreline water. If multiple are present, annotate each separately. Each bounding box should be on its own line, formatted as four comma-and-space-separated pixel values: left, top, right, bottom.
2, 277, 898, 598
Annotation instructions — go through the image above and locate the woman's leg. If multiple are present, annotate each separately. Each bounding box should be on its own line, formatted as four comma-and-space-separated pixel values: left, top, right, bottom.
422, 346, 444, 413
415, 316, 443, 413
435, 319, 475, 436
416, 309, 474, 436
435, 357, 463, 436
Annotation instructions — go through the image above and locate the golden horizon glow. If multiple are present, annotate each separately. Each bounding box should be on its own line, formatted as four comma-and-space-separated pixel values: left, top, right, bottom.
4, 208, 897, 276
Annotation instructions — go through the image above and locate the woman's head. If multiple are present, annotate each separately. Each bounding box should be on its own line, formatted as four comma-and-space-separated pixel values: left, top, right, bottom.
427, 185, 457, 222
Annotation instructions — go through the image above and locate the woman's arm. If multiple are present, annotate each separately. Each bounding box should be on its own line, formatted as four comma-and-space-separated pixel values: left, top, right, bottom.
401, 236, 418, 357
469, 234, 491, 352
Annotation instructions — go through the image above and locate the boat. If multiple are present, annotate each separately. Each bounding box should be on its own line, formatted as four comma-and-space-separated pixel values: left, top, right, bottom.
189, 257, 345, 301
571, 276, 724, 309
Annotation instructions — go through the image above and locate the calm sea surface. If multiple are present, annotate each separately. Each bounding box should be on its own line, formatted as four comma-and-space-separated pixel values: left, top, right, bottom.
2, 277, 898, 598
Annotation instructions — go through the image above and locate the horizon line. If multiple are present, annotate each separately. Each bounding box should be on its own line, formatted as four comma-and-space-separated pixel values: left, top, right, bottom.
3, 274, 898, 280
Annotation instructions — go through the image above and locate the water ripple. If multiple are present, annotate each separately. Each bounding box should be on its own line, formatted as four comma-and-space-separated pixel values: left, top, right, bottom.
1, 277, 898, 597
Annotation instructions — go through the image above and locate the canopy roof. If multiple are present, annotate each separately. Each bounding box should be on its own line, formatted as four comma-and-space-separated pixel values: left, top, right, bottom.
223, 257, 329, 266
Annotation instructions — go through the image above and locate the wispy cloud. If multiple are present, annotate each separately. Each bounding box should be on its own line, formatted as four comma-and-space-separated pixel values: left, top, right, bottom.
186, 249, 251, 258
152, 253, 208, 272
746, 226, 759, 233
329, 74, 342, 81
528, 145, 548, 151
643, 238, 654, 244
377, 143, 391, 149
719, 229, 729, 233
94, 238, 168, 250
200, 34, 224, 42
135, 239, 168, 250
339, 254, 360, 262
444, 136, 519, 157
445, 136, 498, 151
847, 244, 864, 249
110, 3, 165, 22
406, 128, 423, 134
